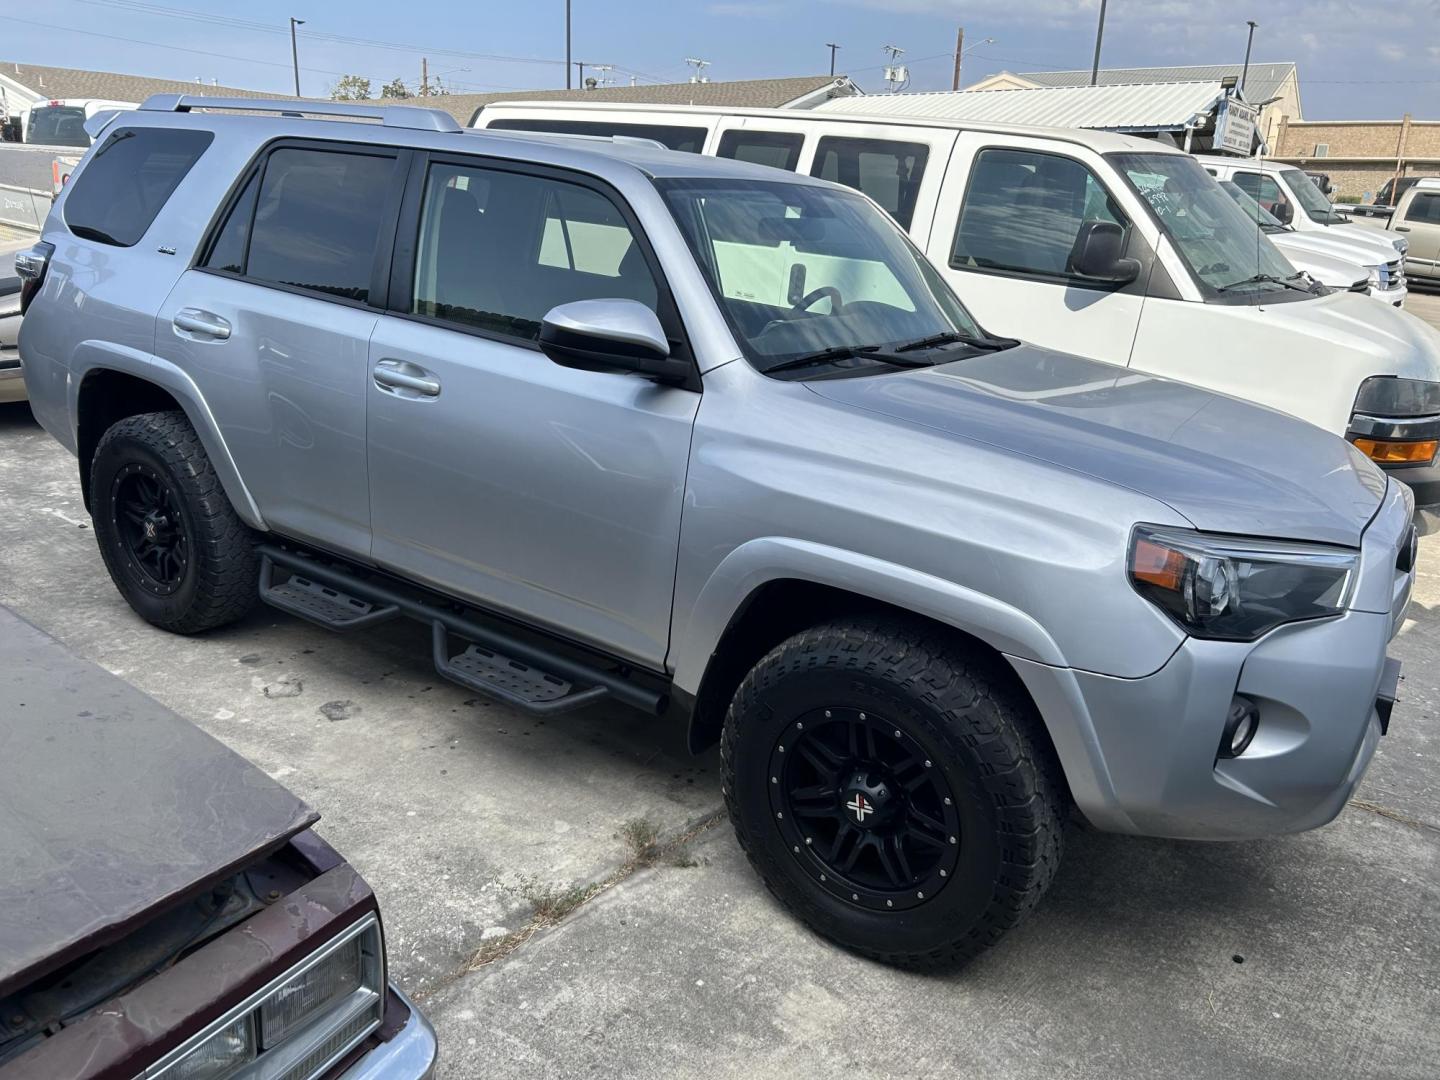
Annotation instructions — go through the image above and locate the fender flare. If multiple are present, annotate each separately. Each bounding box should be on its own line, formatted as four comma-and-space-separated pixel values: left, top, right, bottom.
67, 343, 268, 530
670, 537, 1068, 699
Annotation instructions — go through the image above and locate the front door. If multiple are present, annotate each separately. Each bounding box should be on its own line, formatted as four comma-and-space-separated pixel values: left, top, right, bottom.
365, 156, 699, 667
1396, 190, 1440, 280
927, 135, 1148, 363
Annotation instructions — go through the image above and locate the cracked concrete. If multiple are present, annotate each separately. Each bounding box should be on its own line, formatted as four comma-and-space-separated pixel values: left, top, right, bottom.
3, 286, 1439, 1077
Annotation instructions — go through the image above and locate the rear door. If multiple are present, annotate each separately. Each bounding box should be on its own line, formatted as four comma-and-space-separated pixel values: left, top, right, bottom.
927, 135, 1147, 361
156, 141, 408, 558
1395, 190, 1440, 279
364, 155, 699, 667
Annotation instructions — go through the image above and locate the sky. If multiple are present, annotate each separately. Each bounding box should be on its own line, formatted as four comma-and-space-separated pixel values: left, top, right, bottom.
4, 0, 1439, 119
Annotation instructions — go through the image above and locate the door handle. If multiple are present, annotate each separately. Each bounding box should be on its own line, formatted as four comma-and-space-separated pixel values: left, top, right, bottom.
373, 358, 440, 397
1395, 226, 1412, 233
173, 308, 231, 340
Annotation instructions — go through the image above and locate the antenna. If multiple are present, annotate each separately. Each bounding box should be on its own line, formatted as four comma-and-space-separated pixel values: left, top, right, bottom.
685, 57, 711, 84
881, 44, 908, 93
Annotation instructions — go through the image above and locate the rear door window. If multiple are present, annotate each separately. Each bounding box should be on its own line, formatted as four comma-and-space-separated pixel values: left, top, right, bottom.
63, 127, 213, 246
485, 117, 707, 154
1404, 192, 1440, 224
241, 147, 398, 302
809, 136, 929, 229
716, 130, 805, 172
409, 161, 659, 342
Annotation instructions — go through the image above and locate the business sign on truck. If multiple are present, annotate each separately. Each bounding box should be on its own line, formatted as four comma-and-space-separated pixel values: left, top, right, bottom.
1215, 96, 1259, 156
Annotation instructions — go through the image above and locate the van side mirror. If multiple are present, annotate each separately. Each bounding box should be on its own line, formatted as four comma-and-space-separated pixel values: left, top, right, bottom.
539, 299, 691, 387
1071, 221, 1140, 283
1273, 200, 1294, 225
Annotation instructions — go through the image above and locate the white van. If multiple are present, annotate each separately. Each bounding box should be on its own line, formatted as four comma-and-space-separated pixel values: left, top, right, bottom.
1198, 154, 1408, 305
473, 101, 1440, 500
1217, 180, 1373, 294
23, 99, 137, 147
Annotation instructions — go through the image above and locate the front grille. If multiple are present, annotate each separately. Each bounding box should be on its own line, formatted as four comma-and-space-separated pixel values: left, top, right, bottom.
1377, 261, 1405, 292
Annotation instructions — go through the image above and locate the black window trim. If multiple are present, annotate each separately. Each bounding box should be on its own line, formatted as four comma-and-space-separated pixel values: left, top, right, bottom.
384, 150, 701, 391
63, 125, 215, 248
715, 128, 806, 172
949, 143, 1141, 294
193, 136, 411, 313
807, 133, 932, 231
1404, 191, 1440, 224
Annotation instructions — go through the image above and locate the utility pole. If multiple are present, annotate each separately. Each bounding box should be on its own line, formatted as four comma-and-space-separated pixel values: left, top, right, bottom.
882, 44, 907, 93
1241, 20, 1258, 91
1089, 0, 1107, 86
577, 60, 585, 89
289, 17, 304, 97
951, 26, 964, 90
826, 42, 840, 77
421, 57, 429, 96
685, 57, 710, 83
565, 0, 572, 89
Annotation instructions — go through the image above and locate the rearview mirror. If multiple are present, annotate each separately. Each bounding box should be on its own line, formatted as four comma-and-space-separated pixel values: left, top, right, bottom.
1071, 221, 1140, 283
539, 299, 691, 387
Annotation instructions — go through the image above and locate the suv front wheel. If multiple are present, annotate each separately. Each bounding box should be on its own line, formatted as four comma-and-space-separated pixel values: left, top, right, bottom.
90, 410, 258, 633
722, 617, 1065, 969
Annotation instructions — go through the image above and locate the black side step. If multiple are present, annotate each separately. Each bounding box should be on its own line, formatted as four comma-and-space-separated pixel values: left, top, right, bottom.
259, 556, 401, 632
255, 544, 664, 717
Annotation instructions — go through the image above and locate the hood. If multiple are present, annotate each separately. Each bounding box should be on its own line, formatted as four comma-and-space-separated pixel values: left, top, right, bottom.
1271, 228, 1394, 269
1269, 237, 1368, 289
0, 607, 317, 999
807, 345, 1387, 547
1255, 290, 1440, 380
1322, 221, 1405, 261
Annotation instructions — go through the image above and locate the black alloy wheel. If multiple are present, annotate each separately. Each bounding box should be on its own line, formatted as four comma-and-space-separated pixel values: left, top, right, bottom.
111, 462, 189, 595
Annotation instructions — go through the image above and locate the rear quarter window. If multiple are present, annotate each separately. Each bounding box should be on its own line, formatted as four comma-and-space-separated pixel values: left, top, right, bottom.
63, 127, 213, 247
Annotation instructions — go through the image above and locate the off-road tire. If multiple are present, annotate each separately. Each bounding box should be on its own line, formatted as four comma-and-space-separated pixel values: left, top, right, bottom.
721, 616, 1065, 970
90, 410, 258, 633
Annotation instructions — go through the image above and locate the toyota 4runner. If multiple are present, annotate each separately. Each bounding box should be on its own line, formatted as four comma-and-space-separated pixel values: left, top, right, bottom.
17, 96, 1415, 969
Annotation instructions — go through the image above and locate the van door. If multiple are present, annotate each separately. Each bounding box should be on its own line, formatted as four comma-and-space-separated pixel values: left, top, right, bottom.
928, 135, 1148, 362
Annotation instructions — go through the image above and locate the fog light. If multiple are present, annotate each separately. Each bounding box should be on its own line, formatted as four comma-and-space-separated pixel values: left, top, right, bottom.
1220, 697, 1259, 759
1351, 437, 1438, 465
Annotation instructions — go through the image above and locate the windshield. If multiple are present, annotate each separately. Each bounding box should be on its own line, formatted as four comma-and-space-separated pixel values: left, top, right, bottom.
27, 106, 89, 147
1111, 153, 1301, 297
1218, 180, 1286, 230
655, 177, 984, 372
1281, 168, 1345, 224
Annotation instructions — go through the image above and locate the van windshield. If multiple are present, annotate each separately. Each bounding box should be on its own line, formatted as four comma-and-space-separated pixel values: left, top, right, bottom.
1281, 168, 1347, 224
656, 176, 992, 374
27, 106, 89, 147
1111, 153, 1304, 299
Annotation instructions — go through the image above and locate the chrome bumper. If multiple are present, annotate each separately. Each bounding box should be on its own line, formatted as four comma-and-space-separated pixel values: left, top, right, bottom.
339, 986, 438, 1080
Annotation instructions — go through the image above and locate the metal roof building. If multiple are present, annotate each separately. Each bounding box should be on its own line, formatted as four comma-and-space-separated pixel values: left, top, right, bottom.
1005, 64, 1298, 112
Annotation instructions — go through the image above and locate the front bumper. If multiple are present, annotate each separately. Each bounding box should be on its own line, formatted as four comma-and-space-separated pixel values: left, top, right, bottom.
1367, 283, 1407, 307
1010, 482, 1414, 841
339, 986, 438, 1079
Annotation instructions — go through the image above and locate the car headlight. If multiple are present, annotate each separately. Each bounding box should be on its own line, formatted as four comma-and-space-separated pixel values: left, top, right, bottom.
1129, 526, 1357, 641
1366, 264, 1382, 288
1353, 375, 1440, 418
1393, 235, 1409, 256
148, 916, 384, 1080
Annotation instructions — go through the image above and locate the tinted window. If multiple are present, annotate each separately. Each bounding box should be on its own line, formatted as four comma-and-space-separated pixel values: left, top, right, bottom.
1232, 171, 1289, 216
63, 128, 213, 247
411, 163, 658, 342
953, 148, 1124, 280
203, 171, 260, 274
485, 117, 707, 154
809, 136, 928, 230
1407, 192, 1440, 224
717, 130, 804, 172
245, 147, 396, 302
28, 106, 89, 147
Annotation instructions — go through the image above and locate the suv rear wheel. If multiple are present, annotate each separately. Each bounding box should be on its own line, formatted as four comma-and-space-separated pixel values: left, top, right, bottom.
722, 617, 1064, 969
90, 410, 258, 633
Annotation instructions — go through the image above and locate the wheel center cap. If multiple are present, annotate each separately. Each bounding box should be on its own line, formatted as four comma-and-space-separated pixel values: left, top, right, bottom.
842, 772, 893, 829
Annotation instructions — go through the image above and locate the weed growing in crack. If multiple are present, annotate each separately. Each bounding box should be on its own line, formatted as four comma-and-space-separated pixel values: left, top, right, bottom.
620, 818, 661, 865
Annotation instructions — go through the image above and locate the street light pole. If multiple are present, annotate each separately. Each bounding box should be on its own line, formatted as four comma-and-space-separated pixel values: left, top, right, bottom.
565, 0, 572, 89
1089, 0, 1107, 86
826, 42, 840, 77
1241, 20, 1258, 91
289, 17, 304, 97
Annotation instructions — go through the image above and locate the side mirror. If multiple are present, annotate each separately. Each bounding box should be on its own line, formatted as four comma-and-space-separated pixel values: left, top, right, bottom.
1071, 220, 1140, 283
538, 299, 691, 387
1273, 200, 1294, 225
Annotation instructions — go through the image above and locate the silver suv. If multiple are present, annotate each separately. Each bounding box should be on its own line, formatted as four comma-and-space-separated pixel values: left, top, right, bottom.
17, 97, 1415, 969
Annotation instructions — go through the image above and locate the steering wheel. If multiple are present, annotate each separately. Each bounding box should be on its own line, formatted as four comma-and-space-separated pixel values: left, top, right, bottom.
793, 286, 845, 315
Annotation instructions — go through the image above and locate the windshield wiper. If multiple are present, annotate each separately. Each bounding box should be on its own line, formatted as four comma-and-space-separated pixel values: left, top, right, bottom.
1216, 272, 1314, 295
763, 345, 935, 375
893, 330, 1019, 353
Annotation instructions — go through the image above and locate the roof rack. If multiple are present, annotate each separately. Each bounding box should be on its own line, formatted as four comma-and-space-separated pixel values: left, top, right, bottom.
138, 94, 461, 133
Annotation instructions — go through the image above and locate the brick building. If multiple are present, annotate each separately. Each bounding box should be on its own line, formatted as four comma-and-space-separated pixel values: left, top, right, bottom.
1271, 115, 1440, 199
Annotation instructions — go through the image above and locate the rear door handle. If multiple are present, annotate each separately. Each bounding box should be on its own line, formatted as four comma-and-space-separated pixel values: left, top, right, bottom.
1395, 226, 1412, 233
173, 308, 231, 340
373, 358, 440, 397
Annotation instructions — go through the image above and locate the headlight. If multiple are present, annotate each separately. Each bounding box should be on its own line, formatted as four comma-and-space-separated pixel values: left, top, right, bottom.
165, 1016, 255, 1080
1392, 235, 1409, 256
260, 933, 367, 1047
1129, 527, 1356, 641
1366, 264, 1382, 288
1353, 375, 1440, 418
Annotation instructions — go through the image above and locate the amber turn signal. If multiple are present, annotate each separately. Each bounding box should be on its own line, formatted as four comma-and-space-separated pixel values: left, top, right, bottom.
1351, 437, 1439, 465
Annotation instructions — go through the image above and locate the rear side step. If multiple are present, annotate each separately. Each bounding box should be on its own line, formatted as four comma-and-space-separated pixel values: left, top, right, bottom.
256, 545, 664, 717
